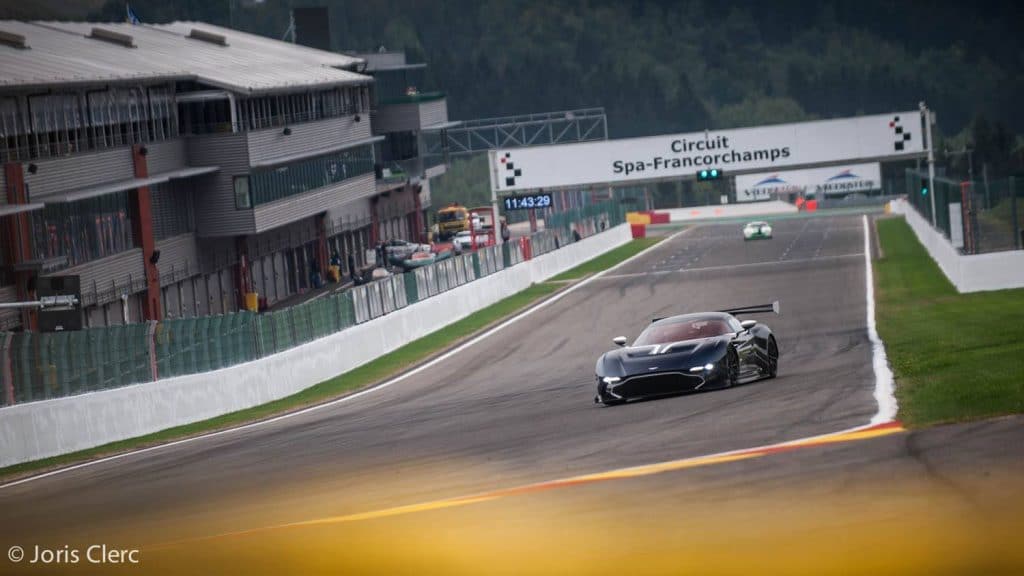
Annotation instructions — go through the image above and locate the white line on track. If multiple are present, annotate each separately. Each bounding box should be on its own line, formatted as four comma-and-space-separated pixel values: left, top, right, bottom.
812, 217, 833, 259
597, 253, 865, 280
863, 215, 898, 424
0, 228, 693, 490
779, 217, 812, 261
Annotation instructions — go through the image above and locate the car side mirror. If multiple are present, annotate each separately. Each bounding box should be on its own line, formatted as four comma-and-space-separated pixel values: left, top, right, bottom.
612, 336, 628, 347
740, 320, 757, 331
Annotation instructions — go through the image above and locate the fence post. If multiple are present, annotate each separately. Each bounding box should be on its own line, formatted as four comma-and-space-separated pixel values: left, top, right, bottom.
1011, 176, 1021, 250
405, 272, 419, 304
252, 313, 265, 359
2, 332, 13, 406
147, 321, 159, 381
269, 312, 279, 354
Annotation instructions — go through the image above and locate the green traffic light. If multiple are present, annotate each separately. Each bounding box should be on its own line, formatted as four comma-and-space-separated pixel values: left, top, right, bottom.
921, 187, 928, 196
710, 169, 718, 178
700, 170, 708, 179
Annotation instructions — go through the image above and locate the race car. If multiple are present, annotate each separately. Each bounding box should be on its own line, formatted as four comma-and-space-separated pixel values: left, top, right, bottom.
594, 302, 780, 406
743, 221, 773, 240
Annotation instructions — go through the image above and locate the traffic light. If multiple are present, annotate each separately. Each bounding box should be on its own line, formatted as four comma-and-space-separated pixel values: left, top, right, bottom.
920, 177, 929, 196
697, 168, 723, 181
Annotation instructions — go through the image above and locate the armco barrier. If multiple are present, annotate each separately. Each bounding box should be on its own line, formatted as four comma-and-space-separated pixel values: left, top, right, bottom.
890, 199, 1024, 293
0, 224, 632, 466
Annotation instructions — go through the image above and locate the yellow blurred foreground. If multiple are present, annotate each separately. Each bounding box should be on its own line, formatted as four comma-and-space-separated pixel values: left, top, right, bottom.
10, 461, 1022, 576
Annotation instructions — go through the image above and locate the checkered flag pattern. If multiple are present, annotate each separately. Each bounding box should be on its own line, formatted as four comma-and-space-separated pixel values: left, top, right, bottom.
889, 115, 912, 151
500, 152, 522, 186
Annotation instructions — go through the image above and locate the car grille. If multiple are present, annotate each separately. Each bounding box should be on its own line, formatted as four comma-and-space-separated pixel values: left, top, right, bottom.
618, 372, 704, 397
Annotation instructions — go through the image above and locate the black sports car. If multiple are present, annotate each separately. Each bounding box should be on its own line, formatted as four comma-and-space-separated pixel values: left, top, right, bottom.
594, 302, 780, 405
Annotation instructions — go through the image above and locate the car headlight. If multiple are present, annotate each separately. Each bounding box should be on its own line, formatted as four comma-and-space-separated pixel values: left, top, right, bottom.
601, 376, 621, 384
690, 363, 716, 373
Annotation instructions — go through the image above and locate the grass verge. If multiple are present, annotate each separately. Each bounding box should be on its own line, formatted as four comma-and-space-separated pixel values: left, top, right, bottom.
1, 237, 663, 481
874, 217, 1024, 427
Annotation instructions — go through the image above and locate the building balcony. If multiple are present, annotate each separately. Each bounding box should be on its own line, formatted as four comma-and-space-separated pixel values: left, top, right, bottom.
247, 114, 372, 167
371, 93, 449, 134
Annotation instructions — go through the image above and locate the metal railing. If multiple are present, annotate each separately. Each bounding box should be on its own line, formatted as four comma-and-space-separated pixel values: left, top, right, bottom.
0, 203, 626, 407
428, 107, 608, 158
904, 169, 1023, 254
182, 105, 366, 136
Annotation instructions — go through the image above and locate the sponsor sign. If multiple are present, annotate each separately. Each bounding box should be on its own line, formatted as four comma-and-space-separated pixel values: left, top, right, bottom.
734, 162, 882, 202
490, 111, 923, 192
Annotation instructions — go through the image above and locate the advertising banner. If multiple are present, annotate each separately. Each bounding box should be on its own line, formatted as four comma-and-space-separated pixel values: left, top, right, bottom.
734, 162, 882, 202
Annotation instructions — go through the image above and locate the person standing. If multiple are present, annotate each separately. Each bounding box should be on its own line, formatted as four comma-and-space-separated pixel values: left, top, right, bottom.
348, 252, 358, 283
501, 217, 511, 243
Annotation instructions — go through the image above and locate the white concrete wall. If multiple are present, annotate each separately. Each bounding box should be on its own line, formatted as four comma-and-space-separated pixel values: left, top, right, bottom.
890, 199, 1024, 293
0, 224, 632, 467
664, 200, 797, 222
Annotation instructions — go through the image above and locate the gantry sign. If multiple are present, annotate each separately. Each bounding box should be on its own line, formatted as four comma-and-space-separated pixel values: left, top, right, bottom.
489, 111, 927, 193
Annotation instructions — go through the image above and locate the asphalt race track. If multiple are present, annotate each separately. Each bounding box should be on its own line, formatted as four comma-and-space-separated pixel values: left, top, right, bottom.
3, 215, 1022, 573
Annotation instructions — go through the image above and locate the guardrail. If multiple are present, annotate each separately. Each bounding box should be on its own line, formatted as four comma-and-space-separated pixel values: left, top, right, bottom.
1, 205, 624, 407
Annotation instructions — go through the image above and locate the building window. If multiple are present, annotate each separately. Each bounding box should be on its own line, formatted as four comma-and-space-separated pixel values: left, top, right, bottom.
233, 86, 369, 132
151, 182, 195, 240
30, 191, 136, 271
1, 84, 178, 163
179, 99, 234, 135
234, 176, 251, 209
248, 145, 374, 207
381, 131, 419, 163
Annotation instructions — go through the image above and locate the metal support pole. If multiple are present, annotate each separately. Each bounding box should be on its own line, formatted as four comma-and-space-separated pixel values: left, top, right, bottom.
1011, 176, 1020, 250
0, 295, 79, 310
146, 320, 159, 382
489, 150, 502, 245
2, 332, 13, 406
921, 102, 937, 227
982, 163, 991, 210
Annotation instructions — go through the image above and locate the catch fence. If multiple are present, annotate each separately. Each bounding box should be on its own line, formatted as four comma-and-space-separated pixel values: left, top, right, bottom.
1, 203, 625, 406
904, 169, 1023, 254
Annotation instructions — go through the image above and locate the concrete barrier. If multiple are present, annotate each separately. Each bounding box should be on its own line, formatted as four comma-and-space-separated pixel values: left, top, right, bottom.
664, 200, 798, 222
890, 198, 1024, 293
0, 224, 632, 467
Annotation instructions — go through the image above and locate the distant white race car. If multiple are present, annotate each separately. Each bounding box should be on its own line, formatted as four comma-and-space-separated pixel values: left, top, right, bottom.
743, 221, 773, 240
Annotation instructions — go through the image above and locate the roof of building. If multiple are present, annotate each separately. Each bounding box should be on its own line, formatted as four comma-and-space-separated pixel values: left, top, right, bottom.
0, 20, 370, 94
348, 50, 427, 73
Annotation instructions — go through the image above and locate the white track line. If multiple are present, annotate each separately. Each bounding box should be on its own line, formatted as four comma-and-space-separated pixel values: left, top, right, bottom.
779, 217, 812, 260
598, 253, 864, 280
863, 215, 898, 424
1, 229, 692, 490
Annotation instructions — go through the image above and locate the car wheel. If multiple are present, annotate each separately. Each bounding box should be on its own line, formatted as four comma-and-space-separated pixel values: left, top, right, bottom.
725, 350, 739, 388
766, 337, 779, 378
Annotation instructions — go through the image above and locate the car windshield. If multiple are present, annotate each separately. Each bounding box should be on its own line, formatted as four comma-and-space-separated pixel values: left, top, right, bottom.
633, 318, 734, 346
